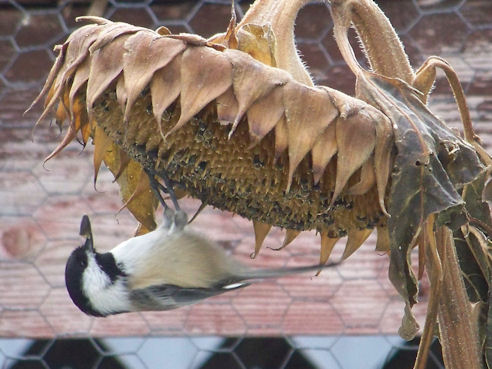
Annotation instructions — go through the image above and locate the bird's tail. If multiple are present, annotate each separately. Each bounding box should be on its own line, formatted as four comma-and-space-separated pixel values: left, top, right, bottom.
240, 261, 339, 280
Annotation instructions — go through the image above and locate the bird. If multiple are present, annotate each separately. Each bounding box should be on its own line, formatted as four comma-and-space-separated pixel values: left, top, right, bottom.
65, 173, 338, 317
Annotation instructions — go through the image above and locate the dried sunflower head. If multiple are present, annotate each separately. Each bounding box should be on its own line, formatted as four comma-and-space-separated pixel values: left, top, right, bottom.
30, 14, 397, 263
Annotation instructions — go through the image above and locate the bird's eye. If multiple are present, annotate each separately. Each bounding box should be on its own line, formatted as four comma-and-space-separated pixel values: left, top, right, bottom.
79, 258, 87, 268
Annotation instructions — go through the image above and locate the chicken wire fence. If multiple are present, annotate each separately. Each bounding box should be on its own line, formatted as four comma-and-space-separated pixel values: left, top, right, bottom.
0, 0, 490, 368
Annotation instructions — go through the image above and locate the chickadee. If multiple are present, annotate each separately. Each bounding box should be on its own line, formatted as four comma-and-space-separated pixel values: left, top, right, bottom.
65, 208, 337, 317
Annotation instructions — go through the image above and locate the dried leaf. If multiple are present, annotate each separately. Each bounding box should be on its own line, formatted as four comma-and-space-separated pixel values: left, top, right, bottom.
373, 115, 394, 216
488, 288, 492, 368
399, 304, 420, 340
216, 4, 238, 49
357, 71, 484, 310
484, 176, 492, 203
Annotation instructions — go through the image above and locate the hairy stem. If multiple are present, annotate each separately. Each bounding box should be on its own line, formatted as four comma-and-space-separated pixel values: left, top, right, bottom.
238, 0, 313, 86
414, 216, 442, 369
414, 57, 478, 144
437, 227, 482, 369
331, 0, 415, 82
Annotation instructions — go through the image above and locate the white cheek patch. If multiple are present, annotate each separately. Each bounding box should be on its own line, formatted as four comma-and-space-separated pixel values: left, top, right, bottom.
82, 254, 131, 315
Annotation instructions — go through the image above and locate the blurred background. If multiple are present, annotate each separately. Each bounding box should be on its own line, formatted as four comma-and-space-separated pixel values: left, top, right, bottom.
0, 0, 490, 367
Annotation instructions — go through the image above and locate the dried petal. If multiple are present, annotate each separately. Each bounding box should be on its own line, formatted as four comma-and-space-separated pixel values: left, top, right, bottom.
71, 96, 88, 132
219, 6, 238, 49
93, 126, 112, 185
347, 156, 376, 196
373, 113, 393, 216
251, 221, 272, 258
69, 58, 90, 112
113, 161, 157, 231
342, 228, 373, 260
112, 149, 131, 182
86, 35, 130, 110
375, 226, 390, 252
150, 55, 182, 135
236, 23, 276, 67
281, 229, 300, 248
224, 49, 288, 137
270, 229, 300, 250
43, 124, 77, 163
246, 86, 284, 145
80, 117, 94, 145
167, 47, 232, 137
155, 26, 171, 36
56, 89, 70, 130
284, 84, 338, 191
331, 112, 376, 206
76, 16, 111, 25
274, 115, 288, 160
311, 123, 337, 185
27, 42, 68, 113
316, 232, 339, 276
216, 87, 238, 125
34, 26, 102, 125
88, 22, 141, 53
55, 101, 68, 128
116, 75, 127, 111
122, 33, 185, 122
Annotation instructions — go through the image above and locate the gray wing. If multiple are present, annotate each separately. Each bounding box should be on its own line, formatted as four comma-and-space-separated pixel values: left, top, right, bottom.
129, 282, 249, 311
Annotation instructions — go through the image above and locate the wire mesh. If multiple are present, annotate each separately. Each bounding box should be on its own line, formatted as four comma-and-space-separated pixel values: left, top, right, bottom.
0, 0, 490, 368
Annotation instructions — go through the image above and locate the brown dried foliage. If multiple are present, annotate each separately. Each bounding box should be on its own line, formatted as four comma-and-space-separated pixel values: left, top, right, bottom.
30, 14, 394, 263
30, 1, 492, 368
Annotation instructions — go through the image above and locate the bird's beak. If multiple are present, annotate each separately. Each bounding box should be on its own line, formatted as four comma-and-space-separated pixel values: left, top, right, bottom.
80, 215, 95, 253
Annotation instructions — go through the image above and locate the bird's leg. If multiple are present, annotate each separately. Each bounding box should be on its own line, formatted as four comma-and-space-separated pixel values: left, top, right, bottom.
158, 170, 181, 211
145, 169, 171, 211
145, 169, 188, 231
157, 170, 188, 231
